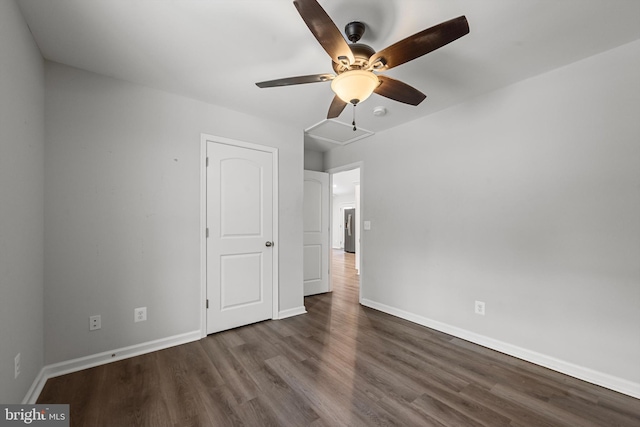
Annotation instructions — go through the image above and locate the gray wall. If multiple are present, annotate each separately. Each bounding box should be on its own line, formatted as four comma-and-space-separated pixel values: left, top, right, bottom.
44, 62, 304, 364
304, 149, 324, 172
325, 40, 640, 386
0, 0, 45, 403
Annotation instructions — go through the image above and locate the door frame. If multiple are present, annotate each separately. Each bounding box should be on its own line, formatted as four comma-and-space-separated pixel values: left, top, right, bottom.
200, 134, 279, 337
327, 161, 364, 303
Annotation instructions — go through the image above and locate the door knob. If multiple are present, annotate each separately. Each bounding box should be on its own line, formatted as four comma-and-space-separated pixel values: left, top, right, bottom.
265, 241, 274, 247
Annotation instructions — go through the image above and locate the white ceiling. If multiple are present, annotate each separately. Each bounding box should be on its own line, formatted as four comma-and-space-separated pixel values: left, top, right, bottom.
17, 0, 640, 152
332, 168, 360, 197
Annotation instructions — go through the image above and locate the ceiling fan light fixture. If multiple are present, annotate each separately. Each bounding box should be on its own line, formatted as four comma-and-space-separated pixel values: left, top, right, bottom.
330, 70, 379, 105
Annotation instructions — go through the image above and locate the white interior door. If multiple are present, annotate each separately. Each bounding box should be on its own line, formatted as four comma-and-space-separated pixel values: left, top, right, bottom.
206, 141, 275, 334
303, 170, 329, 296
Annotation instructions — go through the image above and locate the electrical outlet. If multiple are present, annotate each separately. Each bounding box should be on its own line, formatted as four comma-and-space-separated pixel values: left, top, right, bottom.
89, 315, 101, 331
14, 353, 20, 379
134, 307, 147, 323
475, 301, 486, 316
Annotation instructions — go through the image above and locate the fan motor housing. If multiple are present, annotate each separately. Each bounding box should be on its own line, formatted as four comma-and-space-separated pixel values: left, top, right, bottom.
332, 43, 375, 73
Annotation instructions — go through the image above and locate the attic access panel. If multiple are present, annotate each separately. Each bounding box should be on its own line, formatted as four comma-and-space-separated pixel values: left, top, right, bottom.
305, 119, 374, 145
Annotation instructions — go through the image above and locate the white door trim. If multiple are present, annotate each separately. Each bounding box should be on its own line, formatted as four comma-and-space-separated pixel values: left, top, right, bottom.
326, 161, 364, 303
200, 134, 279, 337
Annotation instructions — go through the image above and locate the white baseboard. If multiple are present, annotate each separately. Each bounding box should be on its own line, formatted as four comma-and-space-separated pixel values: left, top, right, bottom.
22, 368, 46, 405
22, 330, 202, 404
360, 299, 640, 399
277, 306, 307, 320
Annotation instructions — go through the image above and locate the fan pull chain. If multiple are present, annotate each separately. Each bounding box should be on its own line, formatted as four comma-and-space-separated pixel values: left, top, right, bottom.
352, 103, 357, 131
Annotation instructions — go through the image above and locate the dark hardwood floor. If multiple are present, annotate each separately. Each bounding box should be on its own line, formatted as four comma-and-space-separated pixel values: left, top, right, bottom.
38, 249, 640, 426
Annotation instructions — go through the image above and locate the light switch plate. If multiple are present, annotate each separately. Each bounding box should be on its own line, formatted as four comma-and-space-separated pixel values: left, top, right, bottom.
364, 221, 371, 230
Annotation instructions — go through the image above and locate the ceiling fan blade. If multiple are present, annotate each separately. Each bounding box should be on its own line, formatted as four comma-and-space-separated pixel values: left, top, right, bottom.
293, 0, 355, 66
368, 16, 469, 71
256, 73, 335, 88
374, 75, 426, 106
327, 95, 347, 118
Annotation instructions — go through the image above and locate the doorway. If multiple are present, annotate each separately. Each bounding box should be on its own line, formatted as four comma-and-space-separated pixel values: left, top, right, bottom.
328, 165, 362, 300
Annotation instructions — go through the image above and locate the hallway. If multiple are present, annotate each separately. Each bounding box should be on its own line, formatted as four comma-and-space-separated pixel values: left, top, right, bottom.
330, 248, 359, 296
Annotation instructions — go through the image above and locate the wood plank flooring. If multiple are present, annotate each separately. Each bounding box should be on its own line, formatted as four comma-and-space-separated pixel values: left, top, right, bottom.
38, 249, 640, 426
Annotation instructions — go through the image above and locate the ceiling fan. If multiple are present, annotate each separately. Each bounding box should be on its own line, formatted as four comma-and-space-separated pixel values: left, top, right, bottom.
256, 0, 470, 121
